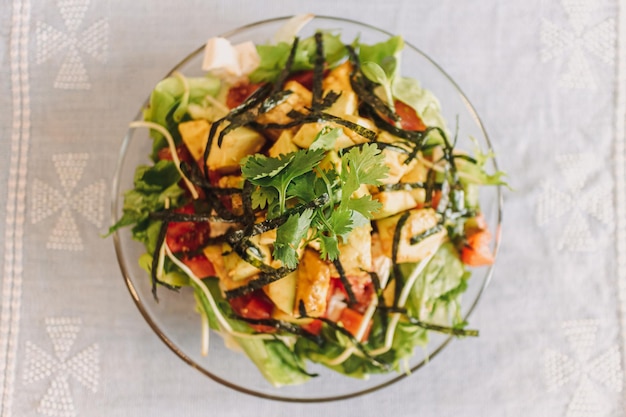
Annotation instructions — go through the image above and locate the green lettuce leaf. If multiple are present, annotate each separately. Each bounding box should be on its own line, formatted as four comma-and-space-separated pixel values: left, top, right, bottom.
108, 160, 184, 250
249, 32, 347, 83
143, 75, 220, 158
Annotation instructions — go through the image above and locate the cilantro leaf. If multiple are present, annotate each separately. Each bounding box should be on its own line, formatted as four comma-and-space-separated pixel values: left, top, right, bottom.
310, 126, 343, 151
274, 209, 314, 269
340, 143, 388, 206
241, 152, 295, 182
327, 209, 353, 241
346, 194, 382, 220
251, 186, 278, 209
242, 148, 326, 214
318, 234, 340, 261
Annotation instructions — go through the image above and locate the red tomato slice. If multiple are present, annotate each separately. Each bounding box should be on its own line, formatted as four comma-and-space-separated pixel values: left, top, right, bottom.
338, 308, 371, 341
226, 82, 262, 109
328, 277, 374, 313
157, 144, 194, 164
165, 204, 211, 253
461, 229, 494, 266
394, 100, 426, 131
301, 319, 323, 336
181, 254, 215, 278
287, 70, 318, 90
229, 291, 276, 333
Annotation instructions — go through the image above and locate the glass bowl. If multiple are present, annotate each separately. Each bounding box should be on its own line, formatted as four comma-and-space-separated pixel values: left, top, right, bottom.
111, 15, 503, 402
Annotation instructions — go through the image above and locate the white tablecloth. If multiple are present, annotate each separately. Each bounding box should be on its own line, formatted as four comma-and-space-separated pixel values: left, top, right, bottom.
1, 0, 625, 416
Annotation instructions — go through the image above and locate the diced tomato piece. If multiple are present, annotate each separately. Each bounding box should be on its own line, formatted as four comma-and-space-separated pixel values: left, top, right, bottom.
338, 308, 371, 341
157, 144, 194, 164
181, 254, 215, 278
461, 228, 495, 266
207, 170, 222, 187
431, 190, 442, 210
226, 82, 263, 109
229, 291, 276, 333
328, 277, 374, 313
301, 319, 323, 336
394, 100, 426, 131
165, 204, 211, 253
287, 70, 316, 90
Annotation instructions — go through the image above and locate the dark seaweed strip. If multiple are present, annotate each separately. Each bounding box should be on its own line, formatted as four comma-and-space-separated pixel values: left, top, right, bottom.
228, 238, 276, 274
424, 168, 437, 208
224, 267, 296, 299
345, 45, 397, 122
311, 32, 325, 111
453, 154, 478, 164
203, 83, 273, 176
180, 161, 242, 195
377, 182, 429, 192
332, 258, 357, 307
360, 104, 427, 144
202, 119, 224, 180
381, 306, 479, 337
150, 211, 242, 223
391, 211, 411, 308
179, 161, 212, 189
410, 224, 444, 245
339, 141, 409, 156
367, 271, 389, 335
227, 194, 329, 244
217, 111, 258, 148
313, 317, 390, 370
318, 112, 377, 141
229, 81, 274, 118
150, 220, 180, 301
406, 317, 479, 337
250, 110, 378, 142
241, 180, 256, 226
248, 115, 311, 131
320, 90, 341, 109
259, 89, 293, 114
230, 316, 323, 345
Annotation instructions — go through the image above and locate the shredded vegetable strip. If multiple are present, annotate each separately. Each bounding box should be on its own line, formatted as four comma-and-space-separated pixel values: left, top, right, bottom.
129, 120, 199, 199
194, 292, 211, 356
369, 254, 433, 356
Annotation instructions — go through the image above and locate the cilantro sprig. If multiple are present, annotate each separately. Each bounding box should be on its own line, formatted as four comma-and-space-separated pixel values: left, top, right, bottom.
241, 142, 388, 267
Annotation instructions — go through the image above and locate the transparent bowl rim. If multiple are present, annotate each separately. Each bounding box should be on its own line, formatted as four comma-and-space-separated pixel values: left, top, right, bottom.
110, 14, 503, 402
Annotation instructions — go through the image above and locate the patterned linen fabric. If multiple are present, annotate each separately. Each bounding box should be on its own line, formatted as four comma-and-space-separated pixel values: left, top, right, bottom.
0, 0, 625, 416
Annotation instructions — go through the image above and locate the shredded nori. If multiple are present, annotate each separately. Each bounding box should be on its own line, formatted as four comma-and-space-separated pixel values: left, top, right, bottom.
332, 258, 357, 307
391, 211, 411, 308
410, 224, 444, 245
230, 316, 324, 345
224, 266, 296, 299
381, 306, 479, 337
311, 32, 325, 111
150, 220, 181, 301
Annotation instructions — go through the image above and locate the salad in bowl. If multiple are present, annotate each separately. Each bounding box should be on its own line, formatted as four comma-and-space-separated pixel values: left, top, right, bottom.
110, 15, 504, 400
